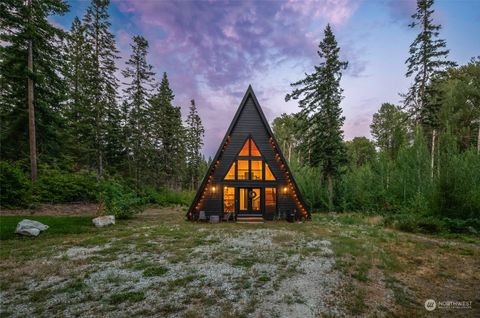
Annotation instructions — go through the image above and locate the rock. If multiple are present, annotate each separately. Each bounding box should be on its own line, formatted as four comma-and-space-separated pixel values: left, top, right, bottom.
15, 219, 49, 237
92, 215, 115, 228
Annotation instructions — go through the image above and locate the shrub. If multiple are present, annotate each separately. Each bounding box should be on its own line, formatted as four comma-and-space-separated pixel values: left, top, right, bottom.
384, 214, 445, 234
443, 218, 480, 234
435, 149, 480, 220
0, 161, 30, 208
143, 187, 194, 206
100, 180, 144, 219
32, 169, 98, 203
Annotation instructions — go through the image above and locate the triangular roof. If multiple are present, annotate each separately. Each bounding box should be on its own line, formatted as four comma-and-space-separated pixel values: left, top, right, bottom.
186, 85, 310, 219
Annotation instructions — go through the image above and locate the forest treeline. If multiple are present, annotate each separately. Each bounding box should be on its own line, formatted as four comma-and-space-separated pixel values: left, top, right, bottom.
1, 0, 206, 215
274, 0, 479, 233
1, 0, 479, 232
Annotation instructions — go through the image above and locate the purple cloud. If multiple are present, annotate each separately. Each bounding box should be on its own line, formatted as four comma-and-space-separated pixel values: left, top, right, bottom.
112, 0, 361, 155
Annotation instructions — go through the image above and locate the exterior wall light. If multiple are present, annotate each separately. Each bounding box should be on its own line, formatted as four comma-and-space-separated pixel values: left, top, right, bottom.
283, 186, 288, 194
211, 186, 216, 193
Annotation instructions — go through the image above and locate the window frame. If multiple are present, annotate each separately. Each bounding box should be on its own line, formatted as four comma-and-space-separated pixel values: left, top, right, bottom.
222, 135, 276, 181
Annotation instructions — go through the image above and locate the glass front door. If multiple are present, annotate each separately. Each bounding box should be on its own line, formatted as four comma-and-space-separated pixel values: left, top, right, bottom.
238, 188, 261, 214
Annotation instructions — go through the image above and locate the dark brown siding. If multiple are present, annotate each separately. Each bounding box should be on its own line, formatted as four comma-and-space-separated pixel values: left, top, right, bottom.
187, 86, 309, 220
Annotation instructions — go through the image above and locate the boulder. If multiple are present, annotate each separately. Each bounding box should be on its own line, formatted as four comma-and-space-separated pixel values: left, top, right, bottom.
15, 219, 49, 237
92, 215, 115, 228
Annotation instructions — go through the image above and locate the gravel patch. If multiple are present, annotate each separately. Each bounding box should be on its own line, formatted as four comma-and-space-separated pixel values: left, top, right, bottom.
1, 227, 345, 318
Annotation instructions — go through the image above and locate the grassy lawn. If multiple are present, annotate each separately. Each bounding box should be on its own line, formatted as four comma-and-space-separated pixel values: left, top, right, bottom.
0, 207, 478, 317
0, 216, 95, 240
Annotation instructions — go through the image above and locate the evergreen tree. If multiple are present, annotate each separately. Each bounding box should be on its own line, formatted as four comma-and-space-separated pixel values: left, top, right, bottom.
64, 16, 95, 166
404, 0, 455, 121
404, 0, 455, 178
121, 35, 155, 188
285, 24, 348, 211
82, 0, 120, 177
0, 0, 69, 178
150, 73, 186, 188
185, 99, 205, 190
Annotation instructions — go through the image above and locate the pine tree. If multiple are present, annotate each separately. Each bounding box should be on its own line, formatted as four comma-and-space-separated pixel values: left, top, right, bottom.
185, 99, 205, 190
285, 24, 348, 211
0, 0, 69, 179
64, 16, 95, 166
121, 35, 155, 188
404, 0, 456, 178
150, 73, 186, 188
82, 0, 120, 177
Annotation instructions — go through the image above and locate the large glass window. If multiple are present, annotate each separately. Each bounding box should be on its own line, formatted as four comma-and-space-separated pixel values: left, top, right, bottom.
265, 188, 276, 213
251, 160, 263, 180
223, 137, 277, 181
223, 187, 235, 212
237, 160, 249, 180
225, 162, 236, 180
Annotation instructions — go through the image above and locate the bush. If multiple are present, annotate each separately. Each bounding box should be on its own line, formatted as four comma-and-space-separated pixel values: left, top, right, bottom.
143, 187, 194, 206
384, 214, 445, 234
435, 149, 480, 220
443, 218, 480, 234
0, 161, 30, 208
32, 169, 99, 203
100, 180, 144, 219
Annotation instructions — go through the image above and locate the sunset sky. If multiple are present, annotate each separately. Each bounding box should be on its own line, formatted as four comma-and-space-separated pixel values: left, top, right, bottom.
55, 0, 480, 157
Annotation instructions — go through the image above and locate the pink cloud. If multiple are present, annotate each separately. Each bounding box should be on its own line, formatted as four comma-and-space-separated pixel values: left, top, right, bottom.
111, 0, 361, 155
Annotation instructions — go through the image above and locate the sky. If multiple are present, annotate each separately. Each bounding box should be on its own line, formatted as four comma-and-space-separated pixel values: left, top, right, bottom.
54, 0, 480, 157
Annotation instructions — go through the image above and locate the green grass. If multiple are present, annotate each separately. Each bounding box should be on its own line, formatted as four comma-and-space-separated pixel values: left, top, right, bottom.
352, 262, 370, 282
109, 291, 145, 305
0, 216, 95, 240
55, 279, 87, 294
143, 266, 169, 277
167, 275, 198, 289
233, 256, 258, 268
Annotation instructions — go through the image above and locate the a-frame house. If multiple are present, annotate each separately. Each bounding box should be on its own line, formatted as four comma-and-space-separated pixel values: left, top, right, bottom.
187, 86, 310, 223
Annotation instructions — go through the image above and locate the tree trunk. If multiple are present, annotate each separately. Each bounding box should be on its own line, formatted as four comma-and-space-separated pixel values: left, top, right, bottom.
327, 174, 333, 212
430, 129, 436, 179
27, 0, 37, 182
288, 143, 292, 163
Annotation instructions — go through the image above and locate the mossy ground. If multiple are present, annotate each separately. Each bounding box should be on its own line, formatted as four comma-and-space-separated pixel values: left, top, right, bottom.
0, 207, 478, 317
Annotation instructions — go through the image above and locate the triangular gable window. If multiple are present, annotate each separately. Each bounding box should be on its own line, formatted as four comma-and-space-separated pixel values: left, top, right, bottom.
239, 140, 249, 156
225, 162, 235, 180
265, 163, 275, 181
250, 139, 261, 156
239, 138, 261, 157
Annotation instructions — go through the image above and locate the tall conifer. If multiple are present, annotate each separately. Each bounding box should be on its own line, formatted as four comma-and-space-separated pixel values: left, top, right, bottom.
150, 73, 185, 188
122, 35, 155, 188
286, 24, 347, 211
0, 0, 69, 179
185, 99, 205, 190
404, 0, 455, 178
83, 0, 120, 177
